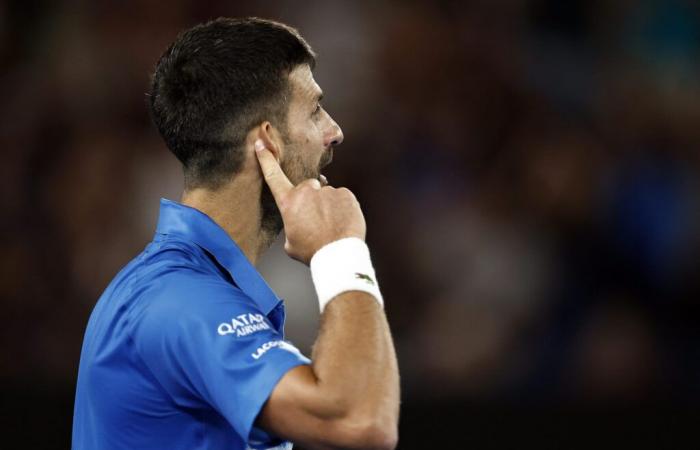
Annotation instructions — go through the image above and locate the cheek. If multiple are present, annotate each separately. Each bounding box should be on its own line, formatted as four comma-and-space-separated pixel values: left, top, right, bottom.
292, 119, 318, 144
307, 122, 320, 143
289, 120, 324, 160
303, 122, 324, 148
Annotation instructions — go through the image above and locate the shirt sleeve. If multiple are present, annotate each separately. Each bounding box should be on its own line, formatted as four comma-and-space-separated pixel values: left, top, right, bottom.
132, 273, 310, 446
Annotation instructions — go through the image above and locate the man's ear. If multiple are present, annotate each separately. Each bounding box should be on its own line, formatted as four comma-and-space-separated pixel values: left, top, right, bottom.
255, 121, 284, 163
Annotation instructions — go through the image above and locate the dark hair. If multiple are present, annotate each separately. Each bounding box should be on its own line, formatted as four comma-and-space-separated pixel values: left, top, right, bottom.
148, 17, 316, 189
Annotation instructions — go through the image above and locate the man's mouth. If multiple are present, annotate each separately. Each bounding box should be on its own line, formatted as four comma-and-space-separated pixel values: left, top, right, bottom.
316, 148, 333, 185
323, 147, 333, 168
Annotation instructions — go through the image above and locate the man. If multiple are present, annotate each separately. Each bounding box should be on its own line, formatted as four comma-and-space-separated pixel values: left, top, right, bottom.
72, 17, 400, 450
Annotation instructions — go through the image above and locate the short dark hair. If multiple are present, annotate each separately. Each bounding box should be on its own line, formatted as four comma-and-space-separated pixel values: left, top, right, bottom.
148, 17, 316, 189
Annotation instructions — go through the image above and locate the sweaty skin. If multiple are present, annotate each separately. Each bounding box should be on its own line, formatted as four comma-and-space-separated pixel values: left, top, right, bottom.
254, 144, 400, 450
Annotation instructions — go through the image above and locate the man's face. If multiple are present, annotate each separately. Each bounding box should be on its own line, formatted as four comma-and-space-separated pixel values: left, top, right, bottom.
259, 64, 344, 237
279, 65, 344, 184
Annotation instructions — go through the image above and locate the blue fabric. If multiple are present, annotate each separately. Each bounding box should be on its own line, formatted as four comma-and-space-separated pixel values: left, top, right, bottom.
72, 199, 310, 450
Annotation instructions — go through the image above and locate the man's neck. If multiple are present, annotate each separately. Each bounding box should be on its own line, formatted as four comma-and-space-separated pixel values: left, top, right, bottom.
180, 172, 272, 266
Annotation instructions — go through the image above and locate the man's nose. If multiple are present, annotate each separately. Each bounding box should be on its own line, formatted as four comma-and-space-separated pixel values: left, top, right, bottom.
326, 120, 344, 147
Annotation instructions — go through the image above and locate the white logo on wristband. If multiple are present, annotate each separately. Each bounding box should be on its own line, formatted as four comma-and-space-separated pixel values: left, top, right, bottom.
310, 238, 384, 312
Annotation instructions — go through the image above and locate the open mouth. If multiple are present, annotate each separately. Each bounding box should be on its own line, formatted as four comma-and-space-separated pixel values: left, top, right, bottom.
317, 148, 333, 185
323, 147, 333, 168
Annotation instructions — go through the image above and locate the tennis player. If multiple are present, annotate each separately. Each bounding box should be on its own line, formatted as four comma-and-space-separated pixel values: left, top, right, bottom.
72, 17, 399, 450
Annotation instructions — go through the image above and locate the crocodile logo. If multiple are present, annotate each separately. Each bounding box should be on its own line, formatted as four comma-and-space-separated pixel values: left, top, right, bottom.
355, 272, 375, 286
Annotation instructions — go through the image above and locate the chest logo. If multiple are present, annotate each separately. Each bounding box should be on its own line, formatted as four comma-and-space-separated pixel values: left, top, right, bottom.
217, 313, 271, 337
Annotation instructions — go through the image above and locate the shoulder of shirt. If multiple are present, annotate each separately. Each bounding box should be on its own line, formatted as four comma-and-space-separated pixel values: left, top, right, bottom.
131, 236, 261, 316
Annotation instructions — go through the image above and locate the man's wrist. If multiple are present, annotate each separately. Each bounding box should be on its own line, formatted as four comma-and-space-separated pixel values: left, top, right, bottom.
310, 237, 383, 313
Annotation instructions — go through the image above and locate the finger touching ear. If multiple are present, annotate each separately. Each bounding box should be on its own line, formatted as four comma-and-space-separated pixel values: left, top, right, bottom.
255, 121, 283, 163
254, 140, 294, 203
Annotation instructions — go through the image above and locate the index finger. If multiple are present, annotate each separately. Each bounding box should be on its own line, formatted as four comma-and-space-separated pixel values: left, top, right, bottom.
255, 140, 294, 202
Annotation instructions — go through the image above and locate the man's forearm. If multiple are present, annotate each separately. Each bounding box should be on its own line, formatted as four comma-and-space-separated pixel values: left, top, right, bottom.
254, 144, 399, 448
310, 291, 400, 439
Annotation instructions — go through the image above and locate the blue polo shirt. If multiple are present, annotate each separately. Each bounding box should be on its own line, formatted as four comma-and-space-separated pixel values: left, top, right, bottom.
72, 199, 310, 450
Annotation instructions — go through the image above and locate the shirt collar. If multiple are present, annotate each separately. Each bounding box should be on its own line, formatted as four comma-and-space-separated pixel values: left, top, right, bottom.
155, 198, 282, 315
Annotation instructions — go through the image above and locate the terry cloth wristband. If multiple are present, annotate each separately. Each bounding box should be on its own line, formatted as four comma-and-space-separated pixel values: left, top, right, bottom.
310, 237, 384, 313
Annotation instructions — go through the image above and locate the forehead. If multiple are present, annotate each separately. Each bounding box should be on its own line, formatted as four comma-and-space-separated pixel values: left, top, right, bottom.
288, 65, 321, 102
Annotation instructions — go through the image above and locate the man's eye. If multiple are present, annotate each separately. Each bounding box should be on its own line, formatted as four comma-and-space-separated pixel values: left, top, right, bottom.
312, 103, 321, 115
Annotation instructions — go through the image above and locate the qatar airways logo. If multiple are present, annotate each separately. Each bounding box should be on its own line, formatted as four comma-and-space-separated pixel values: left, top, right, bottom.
217, 313, 270, 337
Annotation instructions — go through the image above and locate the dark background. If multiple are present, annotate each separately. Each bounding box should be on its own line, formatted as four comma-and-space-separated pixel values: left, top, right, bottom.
2, 0, 699, 448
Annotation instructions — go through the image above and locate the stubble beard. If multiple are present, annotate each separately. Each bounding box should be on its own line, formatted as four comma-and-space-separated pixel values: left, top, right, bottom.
258, 143, 329, 246
259, 184, 284, 246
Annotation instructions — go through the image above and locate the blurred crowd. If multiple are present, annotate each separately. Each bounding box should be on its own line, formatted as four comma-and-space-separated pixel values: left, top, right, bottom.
2, 0, 699, 420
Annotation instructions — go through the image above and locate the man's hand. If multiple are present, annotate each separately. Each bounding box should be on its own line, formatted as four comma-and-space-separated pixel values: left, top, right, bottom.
255, 140, 366, 265
254, 140, 399, 450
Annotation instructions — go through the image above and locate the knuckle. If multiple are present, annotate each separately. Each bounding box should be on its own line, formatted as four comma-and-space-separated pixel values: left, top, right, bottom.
338, 187, 357, 201
295, 186, 312, 197
301, 179, 321, 190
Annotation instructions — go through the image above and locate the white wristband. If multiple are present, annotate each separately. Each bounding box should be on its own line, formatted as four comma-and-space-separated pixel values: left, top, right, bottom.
310, 237, 383, 313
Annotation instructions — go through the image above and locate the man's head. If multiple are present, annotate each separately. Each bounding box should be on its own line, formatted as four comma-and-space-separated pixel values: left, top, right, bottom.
149, 17, 343, 236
